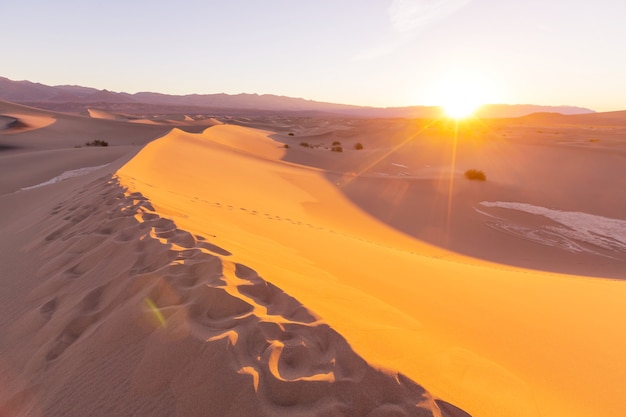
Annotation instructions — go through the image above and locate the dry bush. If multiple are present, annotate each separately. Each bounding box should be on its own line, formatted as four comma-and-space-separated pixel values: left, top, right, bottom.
464, 169, 486, 181
85, 140, 109, 147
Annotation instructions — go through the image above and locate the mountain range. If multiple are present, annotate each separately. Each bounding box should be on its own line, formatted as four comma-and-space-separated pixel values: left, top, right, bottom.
0, 76, 595, 118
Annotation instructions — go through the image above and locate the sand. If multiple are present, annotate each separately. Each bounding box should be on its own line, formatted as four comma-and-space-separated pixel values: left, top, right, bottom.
1, 102, 625, 417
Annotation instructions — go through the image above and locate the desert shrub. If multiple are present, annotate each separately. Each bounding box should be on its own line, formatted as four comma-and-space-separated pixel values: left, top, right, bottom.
354, 142, 364, 150
332, 141, 341, 146
464, 169, 486, 181
284, 144, 290, 149
288, 132, 294, 136
299, 142, 310, 148
331, 146, 343, 152
85, 140, 109, 147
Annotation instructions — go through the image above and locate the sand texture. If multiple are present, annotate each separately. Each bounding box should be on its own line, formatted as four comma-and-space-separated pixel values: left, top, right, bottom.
2, 102, 626, 417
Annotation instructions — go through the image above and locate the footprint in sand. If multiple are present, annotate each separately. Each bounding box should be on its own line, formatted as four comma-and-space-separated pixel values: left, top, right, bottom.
45, 314, 99, 361
39, 298, 57, 319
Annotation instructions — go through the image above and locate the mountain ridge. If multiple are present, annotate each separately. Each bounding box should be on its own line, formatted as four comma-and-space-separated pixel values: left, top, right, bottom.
0, 76, 595, 118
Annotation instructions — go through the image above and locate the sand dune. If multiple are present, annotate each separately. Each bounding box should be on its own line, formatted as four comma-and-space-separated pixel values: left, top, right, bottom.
0, 115, 17, 130
117, 124, 626, 417
1, 175, 463, 416
86, 108, 227, 128
0, 104, 469, 416
0, 101, 218, 194
0, 110, 55, 134
87, 108, 156, 125
1, 105, 625, 417
87, 108, 127, 121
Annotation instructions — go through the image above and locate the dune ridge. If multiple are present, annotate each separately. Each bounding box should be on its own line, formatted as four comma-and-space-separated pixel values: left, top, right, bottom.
0, 175, 466, 417
115, 124, 626, 417
0, 111, 55, 134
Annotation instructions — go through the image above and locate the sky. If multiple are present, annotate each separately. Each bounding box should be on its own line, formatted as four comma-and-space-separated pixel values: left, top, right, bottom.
1, 0, 625, 111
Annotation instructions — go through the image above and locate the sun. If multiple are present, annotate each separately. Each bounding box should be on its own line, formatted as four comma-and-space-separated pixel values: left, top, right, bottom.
443, 97, 481, 120
432, 74, 493, 120
440, 84, 484, 119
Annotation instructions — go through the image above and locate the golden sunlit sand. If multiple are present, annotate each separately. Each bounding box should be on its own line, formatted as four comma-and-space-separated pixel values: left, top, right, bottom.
1, 100, 625, 417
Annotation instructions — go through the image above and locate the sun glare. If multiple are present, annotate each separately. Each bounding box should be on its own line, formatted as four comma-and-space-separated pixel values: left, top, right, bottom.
433, 74, 493, 120
443, 98, 481, 119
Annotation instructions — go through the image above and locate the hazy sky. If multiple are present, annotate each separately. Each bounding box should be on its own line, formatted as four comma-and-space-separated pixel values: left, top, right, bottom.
2, 0, 625, 110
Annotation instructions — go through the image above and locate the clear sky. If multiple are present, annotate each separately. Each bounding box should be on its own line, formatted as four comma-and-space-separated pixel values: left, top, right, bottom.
2, 0, 625, 111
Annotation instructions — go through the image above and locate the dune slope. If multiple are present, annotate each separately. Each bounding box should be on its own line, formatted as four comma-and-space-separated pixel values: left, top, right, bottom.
0, 173, 470, 417
115, 125, 626, 417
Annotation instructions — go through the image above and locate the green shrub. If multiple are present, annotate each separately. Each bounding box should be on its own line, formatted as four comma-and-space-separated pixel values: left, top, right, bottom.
464, 169, 486, 181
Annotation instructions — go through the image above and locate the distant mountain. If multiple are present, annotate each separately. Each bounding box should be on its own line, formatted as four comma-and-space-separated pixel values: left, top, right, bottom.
0, 77, 73, 102
0, 76, 596, 118
518, 110, 626, 126
476, 104, 593, 118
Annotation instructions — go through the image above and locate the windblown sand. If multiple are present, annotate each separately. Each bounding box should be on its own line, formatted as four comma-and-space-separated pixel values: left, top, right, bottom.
1, 101, 625, 417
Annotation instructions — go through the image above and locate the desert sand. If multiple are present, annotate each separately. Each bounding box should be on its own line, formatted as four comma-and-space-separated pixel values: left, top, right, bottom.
1, 100, 625, 417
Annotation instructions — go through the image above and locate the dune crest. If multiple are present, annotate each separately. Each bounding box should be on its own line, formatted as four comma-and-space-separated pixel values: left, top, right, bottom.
1, 175, 461, 417
0, 112, 55, 134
